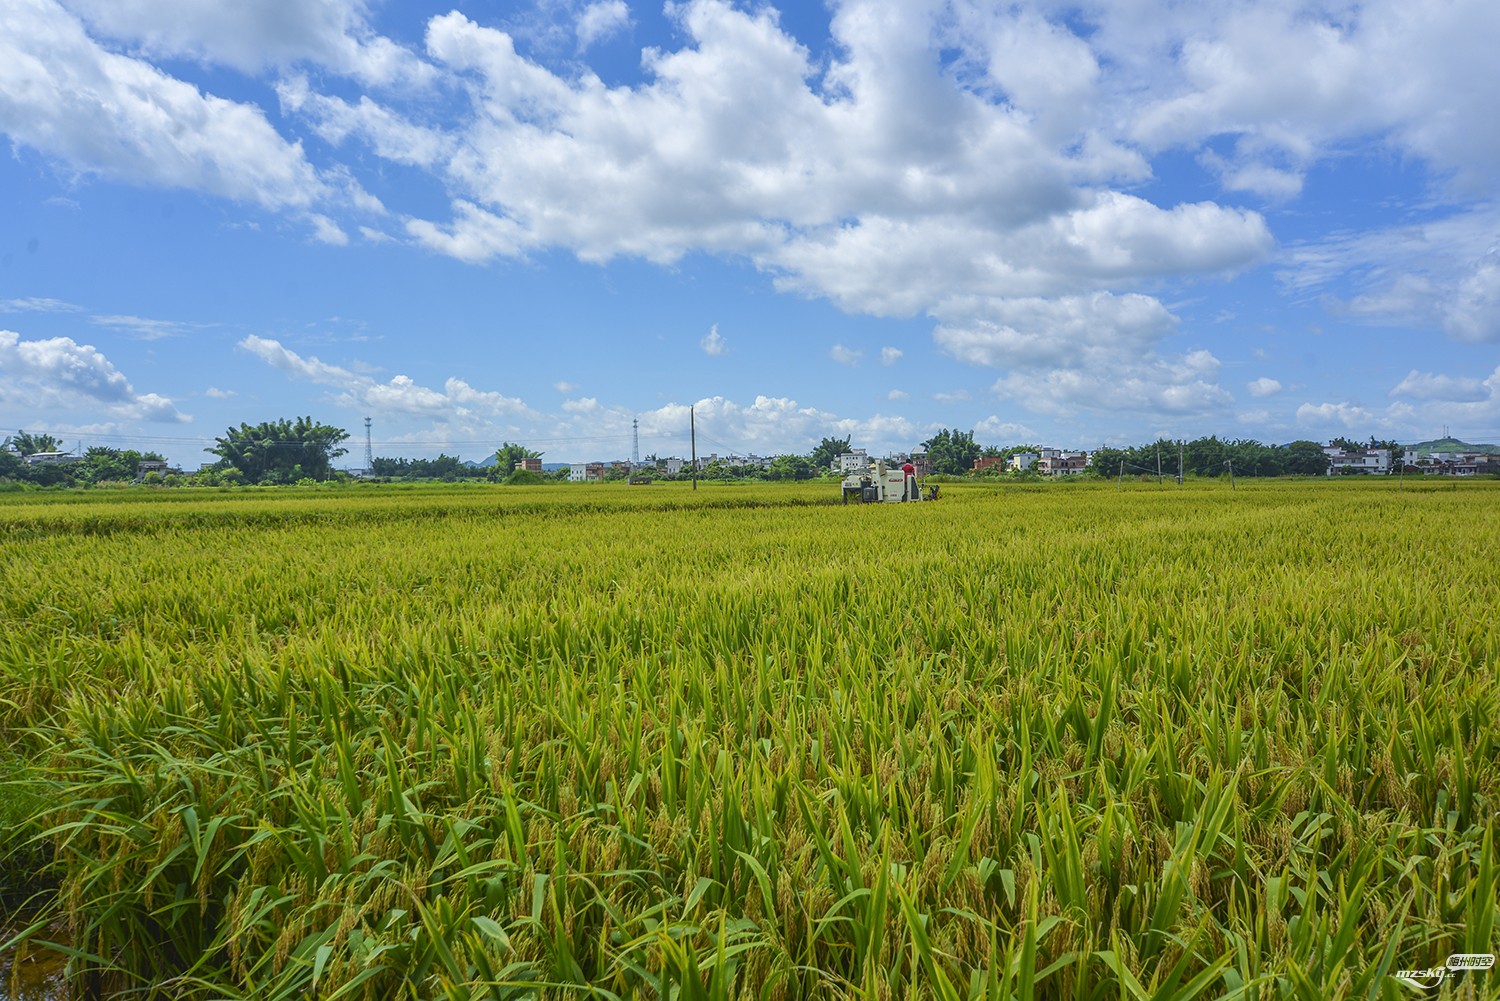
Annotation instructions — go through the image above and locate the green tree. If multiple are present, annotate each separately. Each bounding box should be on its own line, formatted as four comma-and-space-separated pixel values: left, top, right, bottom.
7, 430, 62, 456
1089, 446, 1128, 478
1285, 440, 1330, 476
1184, 436, 1230, 477
921, 428, 982, 475
491, 442, 542, 477
767, 454, 813, 481
207, 417, 349, 483
77, 447, 166, 483
808, 436, 852, 471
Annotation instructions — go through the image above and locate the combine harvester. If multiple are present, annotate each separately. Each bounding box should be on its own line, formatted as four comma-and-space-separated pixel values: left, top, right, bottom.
841, 459, 939, 504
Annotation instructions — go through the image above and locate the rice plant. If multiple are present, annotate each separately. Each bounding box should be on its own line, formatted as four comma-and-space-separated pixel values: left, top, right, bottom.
1, 479, 1496, 999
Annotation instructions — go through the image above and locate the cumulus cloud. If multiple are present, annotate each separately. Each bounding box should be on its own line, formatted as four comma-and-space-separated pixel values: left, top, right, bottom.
61, 0, 432, 86
1247, 377, 1282, 397
9, 0, 1500, 438
887, 389, 909, 400
0, 329, 188, 421
277, 76, 454, 168
238, 335, 538, 421
634, 395, 930, 456
1444, 255, 1500, 342
1122, 0, 1500, 195
880, 347, 903, 365
0, 0, 341, 212
700, 324, 728, 356
1282, 208, 1500, 345
390, 2, 1272, 309
829, 344, 862, 366
934, 292, 1177, 369
576, 0, 630, 50
992, 348, 1232, 420
204, 386, 236, 398
1390, 370, 1489, 403
974, 416, 1037, 442
1296, 401, 1373, 430
1276, 366, 1500, 442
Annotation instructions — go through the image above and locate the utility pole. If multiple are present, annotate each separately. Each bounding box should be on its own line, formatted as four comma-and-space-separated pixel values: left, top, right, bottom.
1156, 445, 1162, 485
1178, 440, 1184, 485
690, 406, 697, 491
364, 417, 373, 471
1227, 458, 1236, 491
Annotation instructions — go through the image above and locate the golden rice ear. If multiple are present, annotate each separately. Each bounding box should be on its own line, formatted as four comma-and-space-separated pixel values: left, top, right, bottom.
2, 477, 1495, 999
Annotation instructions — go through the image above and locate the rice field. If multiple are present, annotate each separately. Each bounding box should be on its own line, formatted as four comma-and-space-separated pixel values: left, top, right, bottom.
2, 479, 1497, 1000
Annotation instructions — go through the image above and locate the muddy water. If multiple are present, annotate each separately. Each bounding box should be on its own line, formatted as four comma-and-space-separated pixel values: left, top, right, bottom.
1, 925, 69, 1001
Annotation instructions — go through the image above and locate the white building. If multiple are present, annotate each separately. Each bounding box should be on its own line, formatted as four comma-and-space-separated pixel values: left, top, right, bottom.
1009, 451, 1039, 471
1323, 447, 1391, 475
1037, 449, 1089, 475
834, 449, 869, 473
21, 451, 78, 465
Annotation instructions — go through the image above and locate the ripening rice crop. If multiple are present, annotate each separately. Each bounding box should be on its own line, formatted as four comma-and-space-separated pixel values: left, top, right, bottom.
1, 478, 1497, 1000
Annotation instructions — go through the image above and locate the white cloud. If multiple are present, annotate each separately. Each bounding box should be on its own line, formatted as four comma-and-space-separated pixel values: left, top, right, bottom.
278, 76, 453, 168
1247, 377, 1282, 398
0, 328, 188, 421
1121, 0, 1500, 196
634, 394, 931, 456
239, 335, 539, 421
396, 2, 1271, 318
61, 0, 432, 87
90, 314, 199, 340
829, 344, 862, 366
1, 297, 84, 313
1295, 401, 1373, 430
1444, 254, 1500, 342
974, 416, 1037, 443
310, 214, 349, 246
933, 389, 969, 403
0, 0, 338, 213
204, 386, 236, 399
576, 1, 630, 50
553, 380, 578, 393
934, 292, 1177, 369
700, 324, 728, 356
11, 0, 1500, 440
1198, 150, 1304, 200
880, 346, 903, 365
887, 389, 909, 400
405, 201, 527, 262
992, 348, 1231, 420
1390, 370, 1489, 403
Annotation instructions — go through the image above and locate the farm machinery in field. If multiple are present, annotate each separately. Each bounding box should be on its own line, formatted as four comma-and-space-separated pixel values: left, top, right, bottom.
841, 459, 939, 504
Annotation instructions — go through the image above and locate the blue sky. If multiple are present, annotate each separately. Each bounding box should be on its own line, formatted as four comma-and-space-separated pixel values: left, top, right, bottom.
2, 0, 1498, 467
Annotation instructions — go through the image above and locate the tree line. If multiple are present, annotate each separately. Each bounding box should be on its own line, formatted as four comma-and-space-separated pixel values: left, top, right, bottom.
3, 418, 1418, 489
1086, 435, 1405, 479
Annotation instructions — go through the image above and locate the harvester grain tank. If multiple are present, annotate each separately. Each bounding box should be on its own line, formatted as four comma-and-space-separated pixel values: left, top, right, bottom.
841, 459, 938, 503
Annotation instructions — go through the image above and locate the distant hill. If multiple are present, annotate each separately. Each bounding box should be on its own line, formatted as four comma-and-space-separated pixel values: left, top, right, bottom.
1406, 437, 1500, 454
